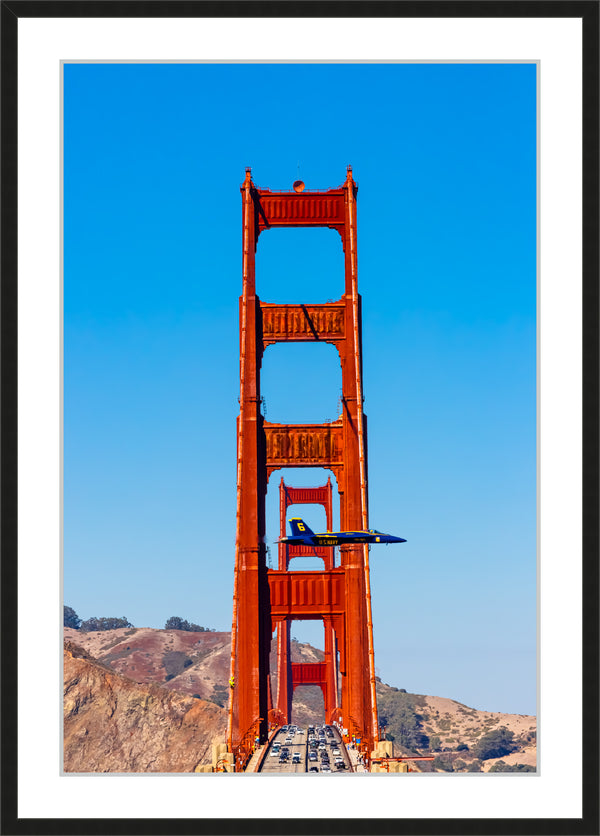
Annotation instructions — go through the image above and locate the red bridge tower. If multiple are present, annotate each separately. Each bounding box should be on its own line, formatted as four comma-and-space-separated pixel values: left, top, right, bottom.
228, 167, 379, 769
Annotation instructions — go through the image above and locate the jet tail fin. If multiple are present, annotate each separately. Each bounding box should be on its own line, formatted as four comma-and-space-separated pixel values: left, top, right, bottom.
289, 518, 314, 539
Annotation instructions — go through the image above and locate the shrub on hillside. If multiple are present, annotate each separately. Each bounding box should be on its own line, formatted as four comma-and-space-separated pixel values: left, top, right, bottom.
389, 707, 428, 751
377, 689, 429, 752
432, 755, 454, 772
489, 760, 535, 773
473, 727, 516, 760
80, 616, 133, 631
64, 606, 81, 629
429, 735, 442, 752
210, 684, 229, 708
162, 651, 195, 678
164, 616, 213, 632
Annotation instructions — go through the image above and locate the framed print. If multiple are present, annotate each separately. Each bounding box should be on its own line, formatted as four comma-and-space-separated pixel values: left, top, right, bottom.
1, 2, 598, 835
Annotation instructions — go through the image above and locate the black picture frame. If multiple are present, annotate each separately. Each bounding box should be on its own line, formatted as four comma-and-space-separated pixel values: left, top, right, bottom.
1, 2, 598, 835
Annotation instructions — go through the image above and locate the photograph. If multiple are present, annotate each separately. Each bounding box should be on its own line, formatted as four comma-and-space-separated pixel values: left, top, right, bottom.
62, 60, 537, 777
2, 5, 597, 835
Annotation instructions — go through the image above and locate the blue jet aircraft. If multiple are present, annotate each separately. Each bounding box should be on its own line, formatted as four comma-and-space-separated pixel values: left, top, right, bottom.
278, 518, 406, 547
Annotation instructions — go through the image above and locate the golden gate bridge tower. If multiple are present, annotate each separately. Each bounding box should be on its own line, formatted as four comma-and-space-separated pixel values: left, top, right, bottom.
228, 167, 380, 770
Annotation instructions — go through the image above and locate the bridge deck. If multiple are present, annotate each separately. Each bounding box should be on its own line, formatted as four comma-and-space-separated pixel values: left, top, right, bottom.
257, 724, 353, 774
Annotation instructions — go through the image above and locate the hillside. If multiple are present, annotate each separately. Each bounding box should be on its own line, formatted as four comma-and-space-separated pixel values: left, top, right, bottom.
64, 626, 232, 706
64, 627, 536, 772
63, 626, 327, 720
64, 641, 226, 772
376, 682, 536, 772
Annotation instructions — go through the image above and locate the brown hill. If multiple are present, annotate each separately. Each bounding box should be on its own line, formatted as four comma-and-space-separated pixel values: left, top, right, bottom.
63, 640, 226, 772
64, 627, 536, 773
375, 682, 536, 772
64, 626, 326, 719
64, 626, 232, 706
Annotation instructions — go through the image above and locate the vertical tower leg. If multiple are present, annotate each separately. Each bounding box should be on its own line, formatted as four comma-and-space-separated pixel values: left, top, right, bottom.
323, 618, 337, 716
229, 170, 270, 755
276, 618, 292, 722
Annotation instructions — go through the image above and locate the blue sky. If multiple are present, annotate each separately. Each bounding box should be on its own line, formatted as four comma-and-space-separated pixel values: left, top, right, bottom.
64, 62, 536, 714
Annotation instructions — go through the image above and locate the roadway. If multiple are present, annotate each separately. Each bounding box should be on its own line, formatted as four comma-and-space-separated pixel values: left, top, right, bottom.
258, 724, 353, 774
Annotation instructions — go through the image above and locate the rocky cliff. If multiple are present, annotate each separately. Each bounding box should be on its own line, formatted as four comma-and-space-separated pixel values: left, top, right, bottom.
63, 641, 226, 772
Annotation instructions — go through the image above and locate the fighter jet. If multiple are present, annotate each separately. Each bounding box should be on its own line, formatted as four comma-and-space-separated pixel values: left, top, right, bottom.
278, 518, 406, 547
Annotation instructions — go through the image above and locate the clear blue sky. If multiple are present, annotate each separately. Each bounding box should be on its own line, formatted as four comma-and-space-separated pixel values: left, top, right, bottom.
64, 62, 536, 714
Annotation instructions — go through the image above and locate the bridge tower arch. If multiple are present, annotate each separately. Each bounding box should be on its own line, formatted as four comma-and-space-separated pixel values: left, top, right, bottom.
228, 167, 379, 769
